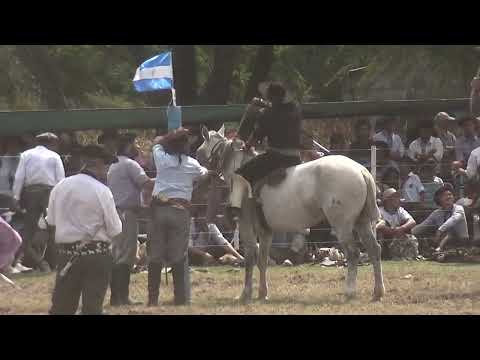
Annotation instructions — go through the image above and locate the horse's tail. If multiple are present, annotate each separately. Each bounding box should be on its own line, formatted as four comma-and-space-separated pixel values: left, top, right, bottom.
358, 168, 380, 227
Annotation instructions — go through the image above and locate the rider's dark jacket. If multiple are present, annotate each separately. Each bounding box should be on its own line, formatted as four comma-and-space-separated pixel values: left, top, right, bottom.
236, 101, 303, 185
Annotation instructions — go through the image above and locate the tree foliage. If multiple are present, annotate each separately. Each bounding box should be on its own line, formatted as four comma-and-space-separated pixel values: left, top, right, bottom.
0, 45, 478, 111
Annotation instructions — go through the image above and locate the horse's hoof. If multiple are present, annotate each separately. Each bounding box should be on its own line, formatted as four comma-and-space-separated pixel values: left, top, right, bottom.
236, 293, 252, 305
257, 295, 269, 303
372, 293, 384, 302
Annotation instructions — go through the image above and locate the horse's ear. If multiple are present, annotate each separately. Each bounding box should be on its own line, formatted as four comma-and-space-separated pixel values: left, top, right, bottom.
218, 124, 225, 138
201, 125, 210, 142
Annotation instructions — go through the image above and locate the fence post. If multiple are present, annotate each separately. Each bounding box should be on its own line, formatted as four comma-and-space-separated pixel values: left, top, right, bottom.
371, 145, 377, 183
371, 145, 378, 238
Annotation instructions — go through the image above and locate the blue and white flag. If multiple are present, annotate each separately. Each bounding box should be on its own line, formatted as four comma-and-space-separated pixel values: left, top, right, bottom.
133, 51, 173, 93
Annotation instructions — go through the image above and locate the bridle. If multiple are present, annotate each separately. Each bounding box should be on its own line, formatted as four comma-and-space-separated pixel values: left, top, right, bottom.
205, 136, 253, 178
205, 137, 231, 177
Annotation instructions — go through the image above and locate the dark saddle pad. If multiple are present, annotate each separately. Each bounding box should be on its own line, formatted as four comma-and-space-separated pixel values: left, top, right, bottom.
253, 168, 288, 201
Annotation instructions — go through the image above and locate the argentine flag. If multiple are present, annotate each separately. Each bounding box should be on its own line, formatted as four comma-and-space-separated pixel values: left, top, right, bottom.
133, 51, 173, 92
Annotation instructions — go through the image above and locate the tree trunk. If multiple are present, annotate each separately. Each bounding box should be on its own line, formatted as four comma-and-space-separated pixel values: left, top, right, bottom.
172, 45, 198, 105
201, 45, 239, 105
244, 45, 275, 102
15, 45, 68, 110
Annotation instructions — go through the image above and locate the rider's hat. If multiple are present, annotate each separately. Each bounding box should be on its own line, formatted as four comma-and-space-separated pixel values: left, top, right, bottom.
258, 81, 293, 104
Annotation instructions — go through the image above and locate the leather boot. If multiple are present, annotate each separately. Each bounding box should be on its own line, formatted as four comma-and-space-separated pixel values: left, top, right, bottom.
110, 264, 122, 307
172, 256, 191, 306
147, 262, 162, 307
119, 264, 142, 306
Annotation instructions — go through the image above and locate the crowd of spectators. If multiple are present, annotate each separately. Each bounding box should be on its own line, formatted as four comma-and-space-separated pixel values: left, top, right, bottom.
2, 110, 480, 278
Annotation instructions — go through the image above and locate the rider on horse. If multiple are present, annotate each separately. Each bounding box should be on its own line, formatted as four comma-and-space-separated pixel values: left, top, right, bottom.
229, 81, 304, 222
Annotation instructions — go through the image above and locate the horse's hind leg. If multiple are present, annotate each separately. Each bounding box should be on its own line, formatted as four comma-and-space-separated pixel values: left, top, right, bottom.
257, 226, 273, 301
336, 225, 359, 299
356, 220, 385, 301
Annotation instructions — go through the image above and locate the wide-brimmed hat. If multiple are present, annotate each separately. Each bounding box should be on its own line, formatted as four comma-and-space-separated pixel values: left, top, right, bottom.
35, 132, 58, 142
434, 112, 455, 123
434, 183, 454, 206
156, 127, 190, 144
98, 129, 120, 144
258, 81, 293, 104
383, 188, 400, 201
81, 145, 118, 165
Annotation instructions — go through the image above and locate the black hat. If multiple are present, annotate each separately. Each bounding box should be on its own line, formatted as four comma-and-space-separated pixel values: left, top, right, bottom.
434, 183, 454, 206
258, 81, 293, 104
82, 145, 118, 165
118, 133, 137, 143
98, 129, 120, 144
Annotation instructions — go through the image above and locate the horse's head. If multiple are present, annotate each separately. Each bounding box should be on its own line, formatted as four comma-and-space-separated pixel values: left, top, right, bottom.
196, 124, 255, 182
196, 124, 227, 167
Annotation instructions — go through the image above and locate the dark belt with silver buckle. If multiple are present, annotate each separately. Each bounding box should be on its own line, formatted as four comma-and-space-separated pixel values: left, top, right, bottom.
151, 195, 191, 210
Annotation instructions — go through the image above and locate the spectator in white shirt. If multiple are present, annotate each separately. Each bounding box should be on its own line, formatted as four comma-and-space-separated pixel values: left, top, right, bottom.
455, 143, 480, 182
471, 73, 480, 118
407, 123, 444, 164
433, 112, 457, 149
402, 160, 443, 205
373, 116, 405, 162
47, 145, 122, 315
453, 116, 480, 166
377, 188, 418, 260
11, 133, 65, 272
148, 128, 215, 307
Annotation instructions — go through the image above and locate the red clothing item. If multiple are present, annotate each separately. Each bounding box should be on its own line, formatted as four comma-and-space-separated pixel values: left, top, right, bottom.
0, 216, 22, 269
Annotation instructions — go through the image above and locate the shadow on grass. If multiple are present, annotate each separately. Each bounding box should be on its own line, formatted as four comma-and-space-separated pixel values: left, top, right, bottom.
190, 293, 352, 309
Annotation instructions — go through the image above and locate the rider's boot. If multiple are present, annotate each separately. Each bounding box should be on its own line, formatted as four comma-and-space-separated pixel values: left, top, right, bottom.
228, 174, 253, 223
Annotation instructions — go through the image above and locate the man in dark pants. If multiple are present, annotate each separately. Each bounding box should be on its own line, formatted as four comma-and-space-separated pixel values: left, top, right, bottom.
107, 133, 154, 306
148, 128, 214, 306
46, 145, 122, 315
12, 133, 65, 272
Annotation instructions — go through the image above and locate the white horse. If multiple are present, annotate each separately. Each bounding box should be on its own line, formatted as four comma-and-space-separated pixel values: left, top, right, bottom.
196, 125, 385, 303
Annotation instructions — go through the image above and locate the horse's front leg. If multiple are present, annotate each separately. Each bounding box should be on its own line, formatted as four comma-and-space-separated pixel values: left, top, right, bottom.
257, 226, 273, 302
237, 199, 257, 304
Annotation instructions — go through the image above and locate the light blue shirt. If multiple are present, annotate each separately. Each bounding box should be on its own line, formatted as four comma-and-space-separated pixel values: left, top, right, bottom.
152, 144, 208, 201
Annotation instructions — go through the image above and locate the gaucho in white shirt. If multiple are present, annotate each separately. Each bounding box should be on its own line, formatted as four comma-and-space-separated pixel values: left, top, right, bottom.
11, 132, 65, 273
47, 145, 122, 315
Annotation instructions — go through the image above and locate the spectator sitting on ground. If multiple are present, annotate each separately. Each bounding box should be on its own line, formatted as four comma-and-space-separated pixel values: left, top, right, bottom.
349, 120, 373, 169
407, 122, 443, 165
270, 232, 307, 266
453, 115, 480, 168
376, 188, 418, 260
456, 180, 480, 209
412, 183, 469, 253
329, 131, 350, 155
402, 159, 443, 205
454, 130, 480, 183
434, 112, 457, 150
373, 116, 405, 165
0, 212, 23, 275
375, 140, 401, 178
188, 218, 244, 266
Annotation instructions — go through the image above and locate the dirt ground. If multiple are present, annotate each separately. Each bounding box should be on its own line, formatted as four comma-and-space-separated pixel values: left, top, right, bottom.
1, 261, 480, 315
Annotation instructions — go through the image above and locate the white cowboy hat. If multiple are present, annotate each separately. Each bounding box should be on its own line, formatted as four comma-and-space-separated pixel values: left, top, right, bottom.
434, 112, 455, 122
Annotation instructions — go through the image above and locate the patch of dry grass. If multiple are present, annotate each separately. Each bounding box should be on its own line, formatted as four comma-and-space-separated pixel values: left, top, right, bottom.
1, 262, 480, 315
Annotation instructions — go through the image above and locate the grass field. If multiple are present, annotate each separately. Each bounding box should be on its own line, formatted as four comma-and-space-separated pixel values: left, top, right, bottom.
1, 261, 480, 315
